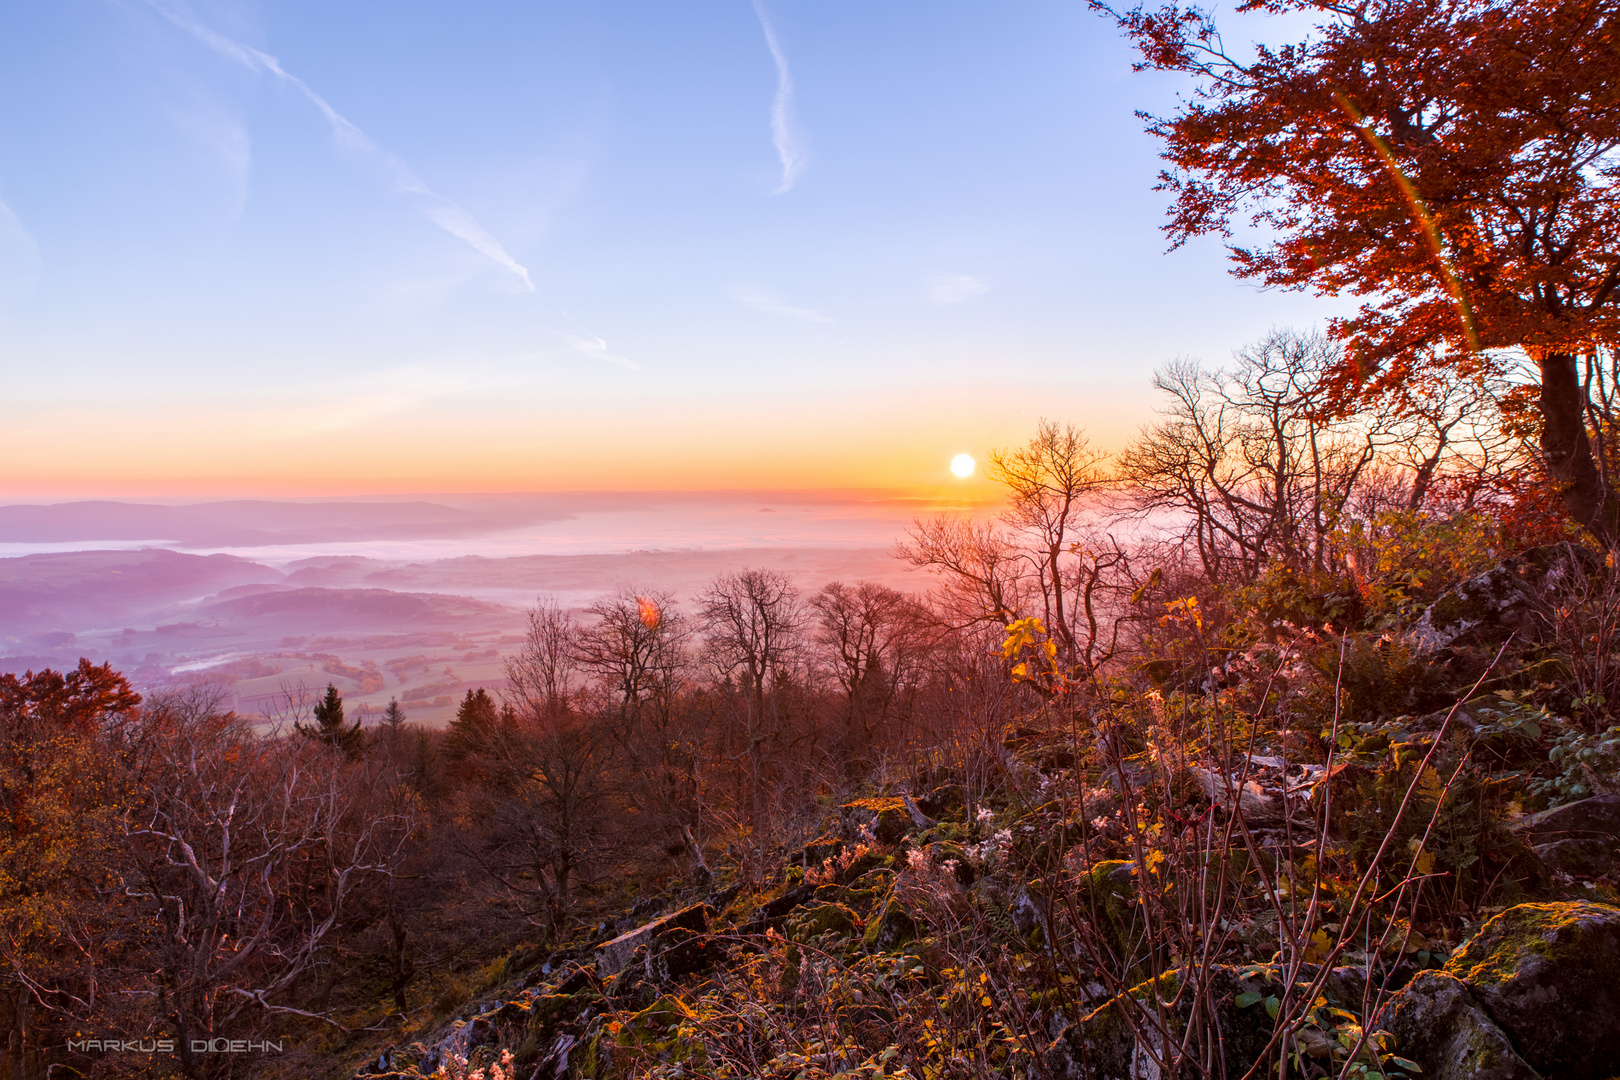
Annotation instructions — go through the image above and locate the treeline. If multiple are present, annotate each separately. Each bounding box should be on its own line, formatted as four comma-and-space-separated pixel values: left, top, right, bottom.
3, 329, 1615, 1079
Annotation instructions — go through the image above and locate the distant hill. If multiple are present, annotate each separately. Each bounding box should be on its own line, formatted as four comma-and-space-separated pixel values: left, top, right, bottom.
0, 499, 563, 547
199, 587, 506, 628
0, 548, 282, 637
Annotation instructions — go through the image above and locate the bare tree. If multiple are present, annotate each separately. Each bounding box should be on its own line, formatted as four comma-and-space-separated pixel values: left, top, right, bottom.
698, 570, 805, 846
896, 515, 1024, 629
460, 716, 622, 940
1118, 329, 1381, 582
122, 692, 409, 1077
809, 581, 936, 765
568, 590, 700, 870
986, 419, 1112, 663
504, 596, 580, 723
903, 423, 1133, 689
572, 589, 687, 727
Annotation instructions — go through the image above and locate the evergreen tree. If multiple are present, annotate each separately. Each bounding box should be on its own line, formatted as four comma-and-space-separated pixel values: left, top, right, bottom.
297, 683, 365, 760
445, 688, 499, 760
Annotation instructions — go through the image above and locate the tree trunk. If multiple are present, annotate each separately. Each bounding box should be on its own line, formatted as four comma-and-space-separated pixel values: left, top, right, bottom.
1539, 351, 1618, 543
388, 910, 411, 1014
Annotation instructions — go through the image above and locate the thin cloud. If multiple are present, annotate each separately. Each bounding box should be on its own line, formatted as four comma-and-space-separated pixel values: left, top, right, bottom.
146, 0, 535, 291
731, 286, 832, 322
168, 99, 251, 219
750, 0, 806, 194
561, 333, 640, 371
932, 274, 991, 305
0, 194, 41, 304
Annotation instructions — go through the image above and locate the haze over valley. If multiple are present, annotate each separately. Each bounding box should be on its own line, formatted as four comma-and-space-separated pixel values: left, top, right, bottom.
0, 491, 934, 725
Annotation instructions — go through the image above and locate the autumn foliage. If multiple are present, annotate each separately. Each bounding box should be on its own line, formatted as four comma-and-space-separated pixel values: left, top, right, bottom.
1096, 0, 1620, 537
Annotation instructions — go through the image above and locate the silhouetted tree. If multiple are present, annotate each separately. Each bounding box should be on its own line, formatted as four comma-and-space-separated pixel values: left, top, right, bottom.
1095, 0, 1620, 540
699, 569, 805, 847
445, 688, 500, 761
296, 683, 364, 760
505, 597, 580, 722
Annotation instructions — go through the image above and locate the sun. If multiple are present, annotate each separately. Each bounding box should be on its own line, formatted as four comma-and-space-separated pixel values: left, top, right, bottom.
950, 453, 975, 478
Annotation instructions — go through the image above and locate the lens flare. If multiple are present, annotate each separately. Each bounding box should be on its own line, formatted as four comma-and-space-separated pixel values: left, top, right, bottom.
637, 596, 663, 630
950, 453, 975, 478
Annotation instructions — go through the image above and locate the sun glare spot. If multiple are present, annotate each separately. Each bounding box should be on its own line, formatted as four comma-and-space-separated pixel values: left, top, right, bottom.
950, 453, 975, 478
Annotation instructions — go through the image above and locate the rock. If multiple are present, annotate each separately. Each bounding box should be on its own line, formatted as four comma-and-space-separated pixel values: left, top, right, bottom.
1043, 967, 1280, 1080
1409, 543, 1598, 651
841, 797, 920, 845
784, 901, 859, 943
1011, 886, 1050, 939
791, 833, 845, 868
1383, 971, 1540, 1080
1188, 765, 1287, 824
644, 927, 722, 983
914, 783, 966, 820
1443, 901, 1620, 1080
741, 882, 816, 933
1517, 793, 1620, 840
1515, 794, 1620, 876
838, 849, 894, 883
862, 896, 917, 952
1072, 860, 1143, 971
1531, 837, 1616, 876
594, 903, 710, 977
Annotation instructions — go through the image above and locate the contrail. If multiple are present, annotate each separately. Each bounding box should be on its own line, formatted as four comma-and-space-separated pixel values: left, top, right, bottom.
750, 0, 805, 194
146, 0, 535, 290
561, 333, 640, 371
0, 192, 41, 300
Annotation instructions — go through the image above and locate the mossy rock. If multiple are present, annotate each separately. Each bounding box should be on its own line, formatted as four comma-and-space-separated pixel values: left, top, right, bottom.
785, 901, 859, 943
794, 833, 846, 868
1073, 860, 1143, 969
839, 850, 895, 883
862, 897, 917, 953
927, 840, 975, 885
1045, 966, 1276, 1080
821, 869, 892, 915
1440, 901, 1620, 1079
1383, 971, 1538, 1080
841, 797, 916, 845
578, 996, 707, 1079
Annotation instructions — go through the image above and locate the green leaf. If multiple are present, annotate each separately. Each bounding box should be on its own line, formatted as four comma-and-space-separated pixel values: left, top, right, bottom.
1235, 991, 1262, 1009
1264, 995, 1280, 1020
1392, 1056, 1423, 1073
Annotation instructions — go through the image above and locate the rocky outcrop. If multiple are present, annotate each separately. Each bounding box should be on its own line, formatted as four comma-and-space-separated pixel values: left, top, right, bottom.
593, 903, 710, 978
1380, 901, 1620, 1080
840, 796, 925, 845
1513, 794, 1620, 876
1043, 964, 1369, 1080
1042, 902, 1620, 1080
1384, 970, 1540, 1080
862, 896, 916, 952
1408, 543, 1598, 651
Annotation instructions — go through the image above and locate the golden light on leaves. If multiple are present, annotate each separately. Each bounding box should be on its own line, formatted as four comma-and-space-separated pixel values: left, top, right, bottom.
950, 453, 975, 478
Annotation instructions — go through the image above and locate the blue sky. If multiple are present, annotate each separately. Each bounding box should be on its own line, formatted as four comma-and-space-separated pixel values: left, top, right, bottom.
0, 0, 1344, 496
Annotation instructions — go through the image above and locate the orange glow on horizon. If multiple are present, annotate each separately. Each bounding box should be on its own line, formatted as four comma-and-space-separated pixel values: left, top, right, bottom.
0, 383, 1143, 501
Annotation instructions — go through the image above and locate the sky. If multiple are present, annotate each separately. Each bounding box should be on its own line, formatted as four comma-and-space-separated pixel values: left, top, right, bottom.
0, 0, 1347, 498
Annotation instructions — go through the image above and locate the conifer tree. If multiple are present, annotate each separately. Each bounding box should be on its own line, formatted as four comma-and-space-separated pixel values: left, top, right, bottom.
445, 688, 499, 760
297, 683, 365, 760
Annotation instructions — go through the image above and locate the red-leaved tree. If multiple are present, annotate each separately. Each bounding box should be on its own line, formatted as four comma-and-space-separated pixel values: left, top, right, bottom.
1095, 0, 1620, 540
